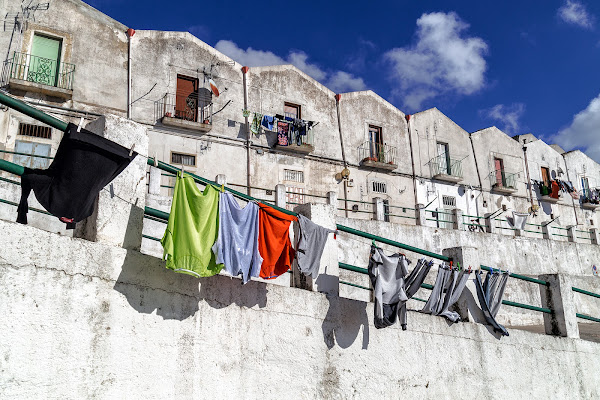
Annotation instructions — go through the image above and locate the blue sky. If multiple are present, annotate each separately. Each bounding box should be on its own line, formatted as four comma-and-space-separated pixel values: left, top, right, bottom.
86, 0, 600, 161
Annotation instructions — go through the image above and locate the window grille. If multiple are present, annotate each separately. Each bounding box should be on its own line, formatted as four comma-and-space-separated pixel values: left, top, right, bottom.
171, 152, 196, 166
19, 123, 52, 139
286, 186, 304, 210
442, 195, 456, 207
372, 181, 387, 193
284, 169, 304, 183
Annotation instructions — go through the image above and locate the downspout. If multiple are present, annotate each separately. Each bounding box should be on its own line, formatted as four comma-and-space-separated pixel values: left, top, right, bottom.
561, 153, 579, 225
241, 66, 251, 196
405, 114, 419, 209
468, 133, 484, 217
335, 94, 348, 218
126, 28, 135, 119
522, 141, 535, 211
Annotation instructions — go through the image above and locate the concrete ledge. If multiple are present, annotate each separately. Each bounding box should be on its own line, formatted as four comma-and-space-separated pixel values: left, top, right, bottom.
492, 185, 517, 195
359, 158, 397, 171
541, 195, 561, 204
9, 78, 73, 99
274, 143, 314, 154
581, 203, 600, 211
432, 173, 463, 183
161, 116, 212, 132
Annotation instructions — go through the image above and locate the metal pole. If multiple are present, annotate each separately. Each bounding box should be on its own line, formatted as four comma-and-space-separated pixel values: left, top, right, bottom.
0, 91, 67, 131
242, 66, 250, 196
335, 94, 349, 218
522, 141, 535, 211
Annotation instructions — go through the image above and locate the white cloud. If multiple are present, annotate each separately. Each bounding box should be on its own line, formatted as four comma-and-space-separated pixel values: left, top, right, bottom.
552, 94, 600, 162
384, 12, 488, 110
326, 71, 366, 93
479, 103, 525, 134
215, 40, 366, 93
558, 0, 594, 29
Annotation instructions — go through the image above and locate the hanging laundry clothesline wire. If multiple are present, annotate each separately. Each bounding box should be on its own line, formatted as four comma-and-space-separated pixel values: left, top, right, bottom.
0, 90, 449, 263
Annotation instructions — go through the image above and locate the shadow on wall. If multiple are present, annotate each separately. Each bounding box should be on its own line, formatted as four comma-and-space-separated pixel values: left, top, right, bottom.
114, 250, 268, 321
459, 287, 505, 340
322, 295, 370, 350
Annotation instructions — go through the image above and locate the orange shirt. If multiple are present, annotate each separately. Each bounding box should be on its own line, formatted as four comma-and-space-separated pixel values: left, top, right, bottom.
550, 181, 560, 199
258, 203, 297, 279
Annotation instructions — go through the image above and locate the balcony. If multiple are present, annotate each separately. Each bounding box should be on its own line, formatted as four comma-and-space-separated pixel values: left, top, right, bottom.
581, 191, 600, 210
155, 93, 212, 133
274, 125, 315, 154
538, 184, 561, 204
358, 141, 397, 171
6, 52, 75, 98
429, 154, 463, 183
489, 171, 518, 195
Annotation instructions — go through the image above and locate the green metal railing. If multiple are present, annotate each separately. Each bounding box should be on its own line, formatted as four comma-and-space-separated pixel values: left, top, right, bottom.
488, 170, 517, 190
572, 286, 600, 323
480, 265, 551, 314
429, 154, 463, 178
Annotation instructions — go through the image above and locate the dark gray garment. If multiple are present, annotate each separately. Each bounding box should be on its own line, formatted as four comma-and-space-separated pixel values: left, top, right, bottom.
368, 245, 410, 329
475, 270, 509, 336
398, 258, 433, 330
438, 269, 470, 322
296, 214, 335, 279
421, 266, 450, 315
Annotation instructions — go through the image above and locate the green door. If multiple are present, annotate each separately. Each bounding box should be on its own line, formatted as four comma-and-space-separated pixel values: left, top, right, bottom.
28, 34, 61, 86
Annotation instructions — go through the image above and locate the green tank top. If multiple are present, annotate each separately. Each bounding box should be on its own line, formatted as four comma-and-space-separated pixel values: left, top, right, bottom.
161, 173, 224, 277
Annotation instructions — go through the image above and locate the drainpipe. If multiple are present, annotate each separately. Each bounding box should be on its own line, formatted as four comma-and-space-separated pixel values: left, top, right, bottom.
126, 28, 135, 119
406, 114, 419, 210
468, 133, 484, 217
522, 140, 535, 211
335, 94, 349, 218
561, 153, 579, 225
242, 66, 251, 196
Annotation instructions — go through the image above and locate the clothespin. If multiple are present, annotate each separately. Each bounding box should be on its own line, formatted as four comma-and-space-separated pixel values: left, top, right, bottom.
333, 230, 338, 240
220, 184, 225, 193
449, 260, 453, 267
129, 143, 135, 157
154, 153, 158, 167
457, 261, 461, 271
77, 117, 84, 132
371, 239, 377, 247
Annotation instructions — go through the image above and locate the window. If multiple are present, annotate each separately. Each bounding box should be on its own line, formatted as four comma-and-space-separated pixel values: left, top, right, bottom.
171, 152, 196, 166
368, 125, 383, 161
494, 158, 505, 187
28, 34, 62, 87
284, 102, 301, 119
175, 75, 199, 122
541, 167, 550, 187
284, 169, 304, 183
437, 142, 450, 175
371, 181, 387, 194
13, 140, 51, 169
442, 195, 456, 207
19, 123, 52, 139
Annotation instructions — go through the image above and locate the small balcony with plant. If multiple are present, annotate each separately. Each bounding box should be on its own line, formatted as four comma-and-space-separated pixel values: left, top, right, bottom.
429, 154, 463, 183
489, 170, 518, 195
155, 92, 212, 132
537, 181, 561, 203
358, 141, 397, 171
6, 51, 75, 99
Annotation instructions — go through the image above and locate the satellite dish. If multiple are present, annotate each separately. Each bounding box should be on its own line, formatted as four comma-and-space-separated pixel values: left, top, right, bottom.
209, 78, 220, 97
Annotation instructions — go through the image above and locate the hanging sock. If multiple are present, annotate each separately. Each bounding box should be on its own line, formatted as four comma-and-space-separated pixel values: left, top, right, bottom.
161, 173, 223, 278
212, 192, 262, 284
474, 270, 509, 336
17, 122, 136, 229
295, 214, 335, 279
257, 203, 297, 279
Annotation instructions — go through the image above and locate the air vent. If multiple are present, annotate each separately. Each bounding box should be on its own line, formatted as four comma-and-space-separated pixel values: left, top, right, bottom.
442, 195, 456, 207
372, 181, 387, 194
171, 152, 196, 166
19, 123, 51, 139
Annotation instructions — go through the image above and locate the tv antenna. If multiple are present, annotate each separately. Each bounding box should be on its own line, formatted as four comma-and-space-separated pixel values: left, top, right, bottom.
3, 1, 50, 63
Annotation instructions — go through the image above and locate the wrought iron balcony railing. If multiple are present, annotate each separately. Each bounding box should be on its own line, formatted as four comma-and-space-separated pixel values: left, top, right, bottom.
9, 52, 75, 90
358, 141, 397, 167
155, 93, 212, 125
489, 170, 518, 189
429, 154, 463, 178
